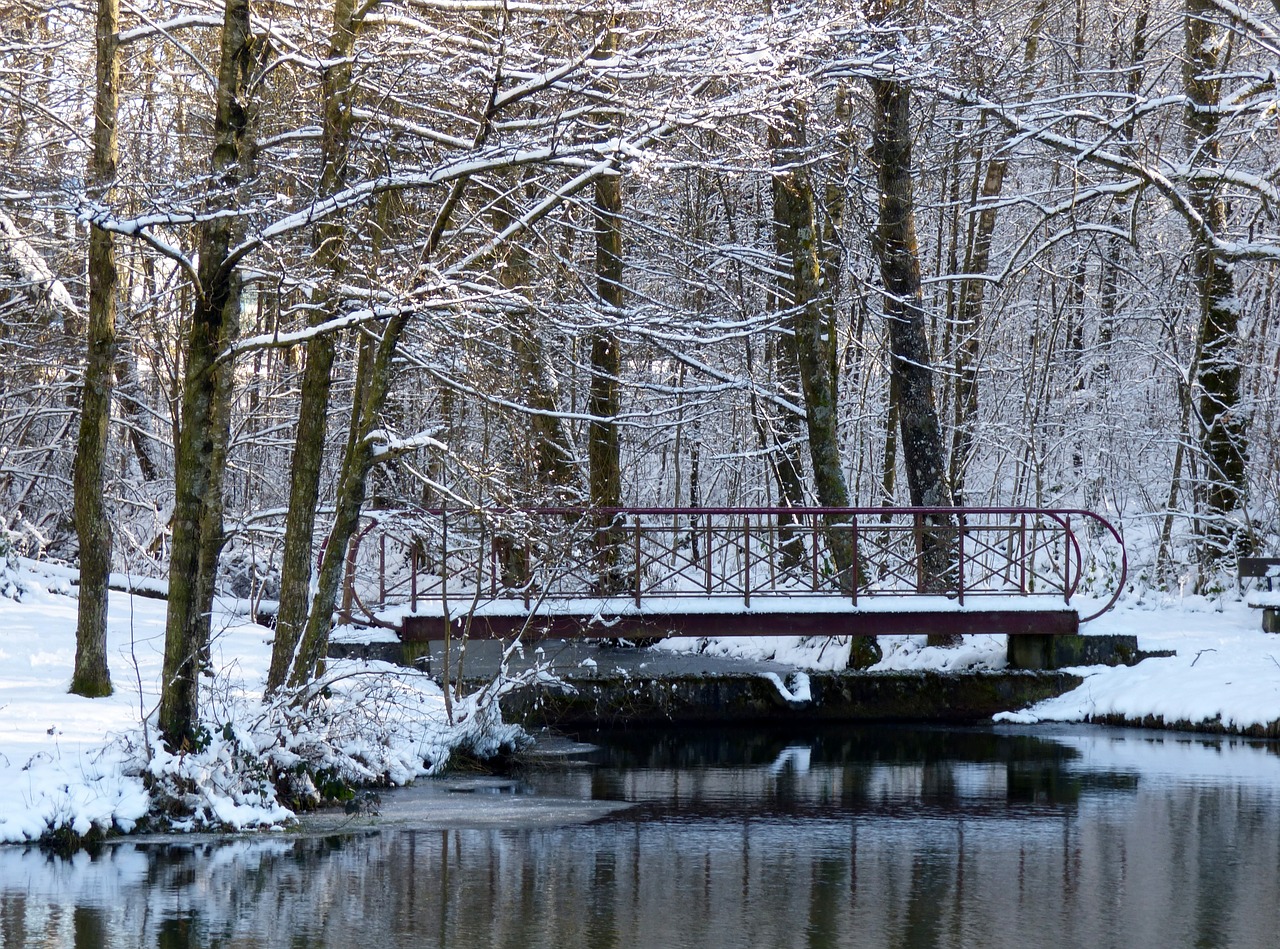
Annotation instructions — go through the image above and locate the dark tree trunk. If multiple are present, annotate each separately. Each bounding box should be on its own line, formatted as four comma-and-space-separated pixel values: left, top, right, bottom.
871, 79, 952, 512
870, 76, 956, 624
158, 0, 253, 749
267, 0, 361, 694
70, 0, 119, 698
1184, 0, 1249, 563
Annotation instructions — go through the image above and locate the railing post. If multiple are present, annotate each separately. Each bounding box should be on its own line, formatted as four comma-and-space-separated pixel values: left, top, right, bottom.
439, 510, 448, 633
341, 535, 357, 623
743, 516, 751, 607
769, 512, 777, 591
379, 533, 386, 608
914, 513, 924, 594
410, 543, 418, 613
634, 514, 642, 608
1019, 513, 1027, 594
490, 535, 498, 596
957, 516, 965, 606
850, 516, 859, 606
811, 514, 820, 591
1063, 514, 1071, 604
524, 538, 532, 610
705, 514, 712, 593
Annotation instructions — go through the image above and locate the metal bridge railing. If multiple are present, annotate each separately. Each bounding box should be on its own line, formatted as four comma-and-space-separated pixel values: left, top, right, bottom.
338, 506, 1127, 628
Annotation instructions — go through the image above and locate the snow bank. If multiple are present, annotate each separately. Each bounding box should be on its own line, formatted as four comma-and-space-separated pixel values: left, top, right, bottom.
0, 565, 527, 845
996, 594, 1280, 732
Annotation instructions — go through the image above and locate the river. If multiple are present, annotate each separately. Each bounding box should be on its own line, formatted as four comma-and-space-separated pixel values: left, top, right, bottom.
3, 724, 1279, 948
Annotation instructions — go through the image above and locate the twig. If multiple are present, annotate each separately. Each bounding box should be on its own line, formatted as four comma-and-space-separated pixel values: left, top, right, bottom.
124, 551, 153, 762
1191, 648, 1217, 667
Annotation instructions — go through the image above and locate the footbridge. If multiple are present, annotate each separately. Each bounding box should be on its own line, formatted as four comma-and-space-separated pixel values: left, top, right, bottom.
336, 506, 1126, 666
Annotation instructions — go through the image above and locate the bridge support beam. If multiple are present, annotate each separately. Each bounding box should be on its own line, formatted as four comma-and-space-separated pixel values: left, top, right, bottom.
402, 608, 1083, 645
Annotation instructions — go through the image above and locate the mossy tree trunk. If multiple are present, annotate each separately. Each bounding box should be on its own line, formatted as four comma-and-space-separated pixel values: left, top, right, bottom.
267, 0, 365, 694
158, 0, 254, 749
290, 317, 406, 689
1184, 0, 1249, 564
770, 118, 817, 574
771, 97, 879, 668
70, 0, 120, 698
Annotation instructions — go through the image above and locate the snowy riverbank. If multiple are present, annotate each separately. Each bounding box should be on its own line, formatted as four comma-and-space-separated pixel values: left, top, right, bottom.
0, 561, 526, 845
2, 557, 1279, 844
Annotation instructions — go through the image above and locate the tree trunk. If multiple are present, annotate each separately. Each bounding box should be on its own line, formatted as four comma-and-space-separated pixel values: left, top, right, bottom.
193, 282, 241, 668
771, 103, 850, 515
291, 318, 405, 689
70, 0, 119, 698
158, 0, 253, 749
496, 192, 579, 498
870, 76, 955, 617
1184, 0, 1249, 563
267, 0, 363, 694
113, 342, 161, 481
588, 170, 625, 591
871, 78, 952, 512
948, 145, 1006, 506
771, 97, 878, 667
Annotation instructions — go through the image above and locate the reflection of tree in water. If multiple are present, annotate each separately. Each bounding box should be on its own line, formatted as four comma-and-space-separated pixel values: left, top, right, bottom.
0, 734, 1278, 947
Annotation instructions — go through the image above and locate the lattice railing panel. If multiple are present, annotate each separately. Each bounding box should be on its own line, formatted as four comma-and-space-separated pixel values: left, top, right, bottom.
342, 506, 1125, 625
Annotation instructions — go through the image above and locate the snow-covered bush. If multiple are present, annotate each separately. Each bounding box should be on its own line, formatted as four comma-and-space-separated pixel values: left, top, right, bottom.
0, 529, 25, 601
218, 547, 281, 601
130, 660, 533, 832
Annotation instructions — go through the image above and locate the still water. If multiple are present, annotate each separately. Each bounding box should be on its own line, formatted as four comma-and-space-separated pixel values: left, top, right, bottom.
3, 724, 1280, 949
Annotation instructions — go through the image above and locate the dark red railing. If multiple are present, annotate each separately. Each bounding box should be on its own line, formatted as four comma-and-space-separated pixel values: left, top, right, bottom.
338, 506, 1127, 628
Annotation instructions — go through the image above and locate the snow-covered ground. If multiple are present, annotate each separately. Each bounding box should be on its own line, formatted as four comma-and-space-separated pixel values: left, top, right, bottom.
3, 555, 1278, 845
656, 590, 1280, 731
995, 594, 1280, 731
0, 561, 526, 845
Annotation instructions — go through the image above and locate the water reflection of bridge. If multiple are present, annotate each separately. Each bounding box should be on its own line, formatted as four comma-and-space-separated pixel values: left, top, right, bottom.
338, 506, 1126, 660
7, 727, 1277, 948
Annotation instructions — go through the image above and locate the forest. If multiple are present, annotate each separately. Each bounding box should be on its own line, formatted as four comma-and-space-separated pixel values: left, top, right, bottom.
0, 0, 1277, 745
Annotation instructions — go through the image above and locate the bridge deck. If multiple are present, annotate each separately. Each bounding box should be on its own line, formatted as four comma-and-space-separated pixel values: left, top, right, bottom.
395, 595, 1081, 641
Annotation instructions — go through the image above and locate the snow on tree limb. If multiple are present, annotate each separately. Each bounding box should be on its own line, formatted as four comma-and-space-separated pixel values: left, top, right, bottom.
0, 211, 80, 326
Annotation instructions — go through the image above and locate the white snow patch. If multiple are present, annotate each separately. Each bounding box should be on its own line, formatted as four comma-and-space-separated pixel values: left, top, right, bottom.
998, 594, 1280, 731
0, 562, 530, 844
761, 670, 811, 704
